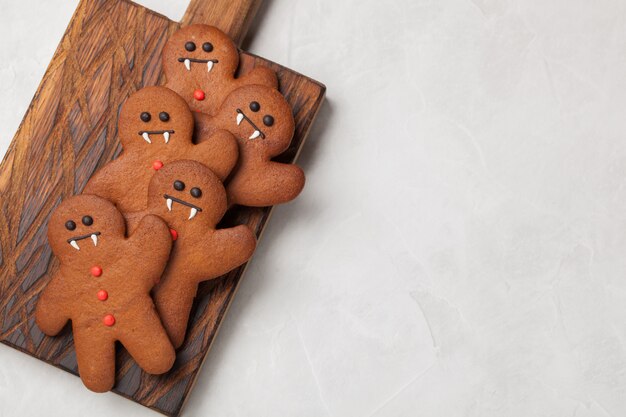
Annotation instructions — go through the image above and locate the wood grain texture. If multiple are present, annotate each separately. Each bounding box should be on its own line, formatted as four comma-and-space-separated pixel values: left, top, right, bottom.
0, 0, 325, 416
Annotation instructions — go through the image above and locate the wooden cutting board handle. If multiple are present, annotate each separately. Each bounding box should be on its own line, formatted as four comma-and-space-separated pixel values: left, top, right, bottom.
181, 0, 263, 47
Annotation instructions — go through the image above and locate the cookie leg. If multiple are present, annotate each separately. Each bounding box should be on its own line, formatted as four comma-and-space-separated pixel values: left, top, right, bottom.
154, 279, 197, 349
119, 307, 176, 374
73, 328, 116, 393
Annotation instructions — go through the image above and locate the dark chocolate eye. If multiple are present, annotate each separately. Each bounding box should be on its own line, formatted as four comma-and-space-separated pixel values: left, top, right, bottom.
190, 187, 202, 198
263, 115, 275, 126
249, 101, 260, 112
82, 216, 93, 226
202, 42, 213, 52
185, 41, 196, 52
65, 220, 76, 231
140, 112, 151, 122
159, 112, 170, 122
174, 180, 185, 191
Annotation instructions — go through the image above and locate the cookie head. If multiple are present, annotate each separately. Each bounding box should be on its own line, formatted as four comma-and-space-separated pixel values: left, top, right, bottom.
220, 85, 295, 156
147, 160, 227, 230
163, 25, 239, 82
48, 195, 125, 261
118, 86, 194, 150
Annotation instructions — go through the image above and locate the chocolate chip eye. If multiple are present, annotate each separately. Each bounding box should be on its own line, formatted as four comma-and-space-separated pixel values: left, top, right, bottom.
174, 180, 185, 191
140, 112, 151, 123
82, 216, 93, 226
250, 101, 261, 112
203, 42, 213, 52
263, 115, 275, 127
190, 187, 202, 198
159, 112, 170, 122
185, 41, 196, 52
65, 220, 76, 231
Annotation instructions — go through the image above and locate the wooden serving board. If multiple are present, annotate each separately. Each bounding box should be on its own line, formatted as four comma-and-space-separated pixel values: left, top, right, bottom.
0, 0, 325, 415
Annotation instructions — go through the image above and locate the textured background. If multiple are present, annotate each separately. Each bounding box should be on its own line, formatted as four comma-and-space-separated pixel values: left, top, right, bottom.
2, 0, 626, 416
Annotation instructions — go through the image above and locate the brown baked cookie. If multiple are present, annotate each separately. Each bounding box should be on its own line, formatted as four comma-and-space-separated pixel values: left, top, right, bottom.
163, 24, 278, 115
195, 84, 305, 207
83, 86, 238, 213
125, 160, 257, 348
34, 195, 175, 393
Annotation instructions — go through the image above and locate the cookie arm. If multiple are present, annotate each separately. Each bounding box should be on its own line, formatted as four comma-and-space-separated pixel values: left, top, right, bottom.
122, 210, 147, 236
82, 165, 119, 201
228, 161, 306, 207
239, 66, 279, 90
193, 129, 239, 181
193, 112, 215, 139
126, 214, 173, 289
35, 273, 71, 336
197, 225, 257, 280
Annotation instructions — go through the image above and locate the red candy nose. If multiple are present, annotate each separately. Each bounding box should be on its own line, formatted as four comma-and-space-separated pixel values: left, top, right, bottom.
103, 314, 115, 327
153, 160, 164, 170
170, 229, 178, 241
194, 89, 206, 101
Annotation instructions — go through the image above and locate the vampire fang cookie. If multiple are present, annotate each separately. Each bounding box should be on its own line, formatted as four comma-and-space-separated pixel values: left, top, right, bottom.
163, 24, 278, 115
195, 84, 305, 207
34, 195, 175, 392
125, 160, 257, 348
83, 86, 238, 213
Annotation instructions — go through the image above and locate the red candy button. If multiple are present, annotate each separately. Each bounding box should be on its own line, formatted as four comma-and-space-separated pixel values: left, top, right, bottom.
103, 314, 115, 327
193, 89, 205, 101
91, 266, 103, 277
170, 229, 178, 241
153, 160, 164, 170
97, 290, 108, 301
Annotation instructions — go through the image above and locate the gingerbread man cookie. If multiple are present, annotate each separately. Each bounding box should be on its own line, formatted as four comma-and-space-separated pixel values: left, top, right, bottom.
195, 84, 305, 207
83, 86, 238, 213
35, 195, 175, 392
163, 24, 278, 115
125, 160, 257, 348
